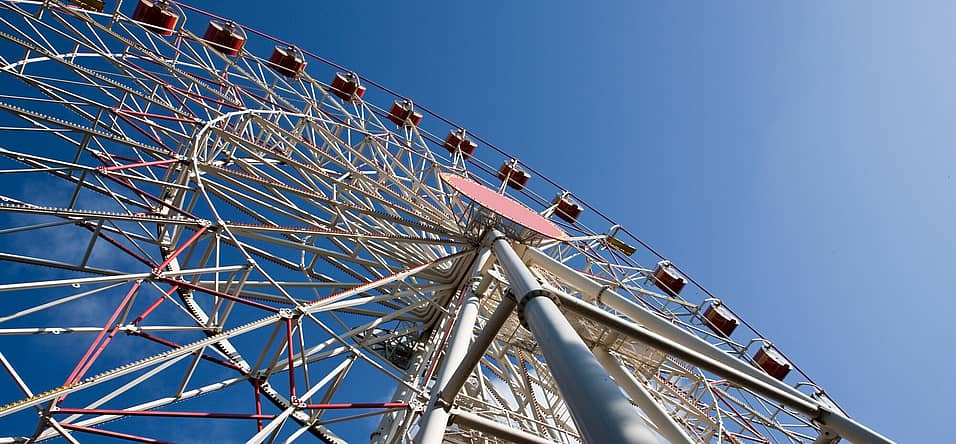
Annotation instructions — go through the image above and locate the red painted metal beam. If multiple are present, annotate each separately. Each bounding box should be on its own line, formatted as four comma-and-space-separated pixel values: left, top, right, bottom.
159, 277, 280, 313
63, 281, 143, 387
304, 402, 409, 410
113, 112, 175, 153
54, 408, 275, 420
115, 108, 200, 124
153, 225, 209, 273
58, 423, 172, 444
254, 382, 264, 431
132, 331, 242, 372
131, 285, 179, 325
285, 318, 297, 400
102, 158, 180, 172
709, 382, 771, 444
164, 83, 244, 111
98, 171, 199, 220
85, 228, 158, 268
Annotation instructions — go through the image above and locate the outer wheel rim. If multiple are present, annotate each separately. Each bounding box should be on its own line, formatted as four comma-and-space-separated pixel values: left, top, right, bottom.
0, 1, 858, 443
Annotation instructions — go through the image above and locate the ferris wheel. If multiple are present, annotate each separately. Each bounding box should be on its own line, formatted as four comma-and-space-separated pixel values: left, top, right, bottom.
0, 1, 893, 443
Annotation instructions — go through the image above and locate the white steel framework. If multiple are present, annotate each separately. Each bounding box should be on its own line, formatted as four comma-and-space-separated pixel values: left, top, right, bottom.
0, 1, 891, 443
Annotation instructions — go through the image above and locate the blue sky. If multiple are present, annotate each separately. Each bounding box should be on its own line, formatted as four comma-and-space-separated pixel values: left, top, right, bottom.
215, 1, 946, 441
1, 0, 951, 442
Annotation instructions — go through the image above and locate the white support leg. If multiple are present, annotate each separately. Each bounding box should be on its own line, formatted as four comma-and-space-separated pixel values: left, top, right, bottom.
592, 345, 696, 444
416, 249, 491, 444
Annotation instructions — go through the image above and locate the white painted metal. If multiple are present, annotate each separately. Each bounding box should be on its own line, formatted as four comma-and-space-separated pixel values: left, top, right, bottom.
522, 245, 819, 407
416, 249, 490, 444
450, 409, 556, 444
592, 345, 696, 444
491, 232, 659, 444
0, 1, 893, 443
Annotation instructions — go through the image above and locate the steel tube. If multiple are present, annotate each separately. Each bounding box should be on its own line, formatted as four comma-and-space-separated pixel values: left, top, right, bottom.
487, 233, 538, 298
556, 291, 818, 411
489, 231, 659, 444
304, 402, 409, 409
525, 246, 895, 443
59, 423, 169, 444
449, 409, 555, 444
416, 249, 491, 444
553, 291, 895, 444
437, 295, 516, 407
818, 409, 896, 444
592, 346, 695, 444
52, 408, 275, 420
521, 296, 660, 444
521, 246, 819, 405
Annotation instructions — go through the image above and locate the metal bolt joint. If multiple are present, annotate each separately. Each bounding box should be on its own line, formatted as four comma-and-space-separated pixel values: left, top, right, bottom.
516, 289, 558, 329
483, 232, 508, 247
432, 394, 454, 412
278, 308, 296, 319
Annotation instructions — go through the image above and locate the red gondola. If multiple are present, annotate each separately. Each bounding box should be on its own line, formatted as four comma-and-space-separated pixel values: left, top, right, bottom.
702, 302, 738, 337
754, 346, 791, 380
269, 46, 307, 78
387, 100, 423, 127
442, 129, 477, 159
651, 260, 686, 296
203, 20, 246, 57
551, 194, 583, 224
330, 72, 366, 102
497, 163, 530, 191
132, 0, 179, 36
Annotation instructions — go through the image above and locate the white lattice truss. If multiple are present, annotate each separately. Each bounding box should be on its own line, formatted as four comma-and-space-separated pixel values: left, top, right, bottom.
0, 1, 882, 444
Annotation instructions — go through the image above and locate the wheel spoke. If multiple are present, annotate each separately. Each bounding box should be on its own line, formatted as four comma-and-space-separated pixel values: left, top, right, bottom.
0, 1, 887, 443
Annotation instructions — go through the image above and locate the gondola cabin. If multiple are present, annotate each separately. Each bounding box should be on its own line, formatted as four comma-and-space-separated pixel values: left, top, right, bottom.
330, 72, 366, 102
497, 163, 530, 190
442, 129, 477, 160
754, 346, 791, 380
132, 0, 179, 36
651, 260, 686, 296
702, 303, 738, 337
607, 236, 636, 256
203, 20, 246, 57
551, 195, 583, 224
387, 100, 423, 127
269, 46, 307, 78
68, 0, 104, 12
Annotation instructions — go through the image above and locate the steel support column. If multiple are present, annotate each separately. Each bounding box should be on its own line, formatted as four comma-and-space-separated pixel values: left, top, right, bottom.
816, 409, 896, 444
436, 294, 517, 407
415, 249, 491, 444
489, 230, 659, 444
592, 345, 695, 444
521, 245, 819, 406
552, 289, 894, 444
449, 409, 555, 444
524, 245, 895, 443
